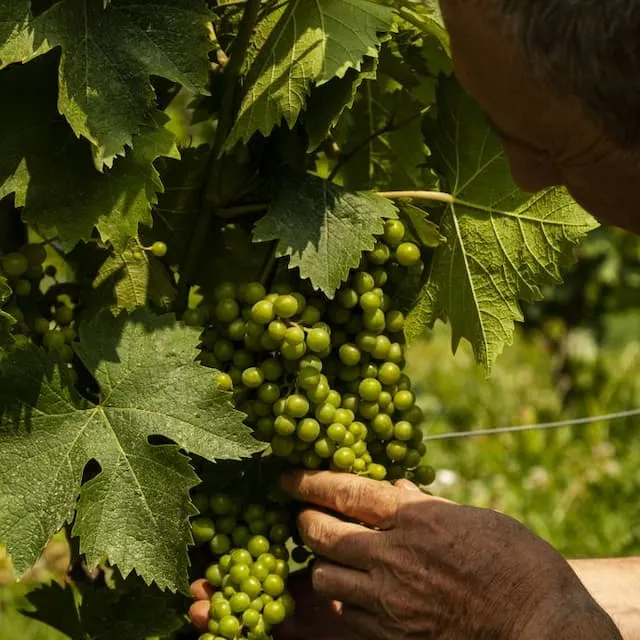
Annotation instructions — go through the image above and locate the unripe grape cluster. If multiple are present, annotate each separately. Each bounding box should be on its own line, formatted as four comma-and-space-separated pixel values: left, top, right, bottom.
191, 492, 298, 640
1, 244, 77, 370
191, 219, 435, 639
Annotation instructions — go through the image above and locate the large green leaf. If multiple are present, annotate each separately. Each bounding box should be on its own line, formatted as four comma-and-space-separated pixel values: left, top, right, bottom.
0, 0, 212, 167
253, 173, 397, 297
0, 277, 15, 351
0, 310, 263, 591
0, 57, 179, 252
406, 80, 598, 372
225, 0, 394, 149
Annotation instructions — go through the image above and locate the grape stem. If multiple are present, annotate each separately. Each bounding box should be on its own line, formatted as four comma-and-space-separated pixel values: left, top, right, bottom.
377, 190, 455, 205
176, 1, 261, 312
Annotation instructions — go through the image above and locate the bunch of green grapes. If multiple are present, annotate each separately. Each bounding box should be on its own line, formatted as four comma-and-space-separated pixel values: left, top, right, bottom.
191, 492, 297, 640
1, 244, 77, 367
190, 219, 435, 639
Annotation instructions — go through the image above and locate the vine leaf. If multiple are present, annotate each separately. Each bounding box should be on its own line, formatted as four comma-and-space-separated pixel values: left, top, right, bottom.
225, 0, 394, 149
0, 310, 263, 592
92, 241, 177, 314
254, 173, 397, 297
0, 0, 213, 168
405, 80, 598, 372
0, 277, 15, 350
0, 58, 179, 252
25, 575, 183, 640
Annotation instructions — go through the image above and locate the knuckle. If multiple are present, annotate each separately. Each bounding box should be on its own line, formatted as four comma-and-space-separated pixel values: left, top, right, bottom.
311, 562, 331, 595
300, 513, 332, 550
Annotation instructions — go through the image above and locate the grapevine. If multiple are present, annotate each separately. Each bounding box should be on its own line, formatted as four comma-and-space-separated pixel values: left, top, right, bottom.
0, 0, 596, 637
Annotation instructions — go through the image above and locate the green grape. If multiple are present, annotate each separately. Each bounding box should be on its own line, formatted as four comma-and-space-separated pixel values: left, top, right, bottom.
1, 253, 28, 278
14, 279, 31, 297
352, 439, 367, 457
298, 366, 321, 389
359, 291, 381, 312
261, 358, 284, 381
263, 600, 286, 625
274, 295, 298, 318
233, 350, 254, 370
243, 282, 267, 305
367, 463, 388, 481
247, 535, 270, 558
210, 533, 232, 555
371, 268, 388, 287
216, 299, 240, 323
403, 406, 424, 425
297, 418, 321, 442
216, 373, 233, 391
307, 378, 331, 403
280, 341, 306, 360
232, 525, 252, 548
230, 562, 251, 585
351, 271, 375, 295
272, 398, 287, 416
326, 390, 341, 407
192, 516, 216, 543
211, 599, 232, 620
302, 450, 322, 469
378, 362, 401, 386
327, 423, 346, 443
263, 574, 285, 597
338, 365, 359, 382
337, 288, 359, 309
282, 326, 304, 346
341, 394, 359, 412
257, 382, 280, 403
271, 435, 295, 457
353, 458, 366, 472
356, 330, 378, 353
258, 553, 277, 571
249, 520, 269, 535
251, 300, 275, 325
386, 440, 408, 462
213, 339, 234, 362
363, 308, 386, 332
333, 447, 355, 470
396, 242, 421, 267
349, 421, 367, 439
243, 608, 262, 629
414, 465, 436, 485
274, 415, 296, 436
394, 390, 415, 411
404, 449, 422, 469
227, 318, 246, 341
286, 394, 309, 418
378, 391, 392, 410
244, 504, 265, 522
33, 317, 50, 334
269, 523, 290, 544
306, 327, 331, 352
211, 494, 234, 516
387, 342, 404, 363
219, 554, 233, 572
242, 367, 264, 388
394, 420, 414, 441
359, 378, 382, 402
333, 408, 354, 426
383, 219, 405, 247
230, 592, 251, 613
151, 241, 167, 257
245, 320, 264, 339
250, 561, 270, 581
314, 437, 335, 459
249, 597, 264, 612
385, 310, 405, 333
231, 549, 253, 566
217, 516, 238, 535
260, 333, 280, 351
205, 564, 224, 587
315, 401, 335, 424
369, 242, 391, 265
218, 615, 241, 639
43, 330, 66, 351
338, 343, 361, 366
358, 401, 379, 420
214, 282, 237, 301
54, 306, 74, 326
372, 335, 391, 360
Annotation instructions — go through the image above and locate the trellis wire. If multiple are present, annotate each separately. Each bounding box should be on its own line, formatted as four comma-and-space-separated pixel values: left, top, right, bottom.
423, 408, 640, 442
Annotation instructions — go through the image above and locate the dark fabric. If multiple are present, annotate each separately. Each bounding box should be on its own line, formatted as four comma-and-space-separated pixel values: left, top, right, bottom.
439, 0, 640, 235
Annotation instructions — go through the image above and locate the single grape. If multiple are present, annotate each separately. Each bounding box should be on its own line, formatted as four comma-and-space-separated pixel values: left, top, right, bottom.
211, 599, 232, 620
363, 308, 386, 332
359, 378, 382, 402
372, 335, 391, 360
251, 300, 275, 325
205, 564, 224, 587
214, 282, 237, 301
396, 242, 421, 267
218, 614, 241, 639
33, 317, 50, 335
192, 516, 216, 543
306, 327, 331, 352
251, 561, 270, 581
242, 608, 262, 629
229, 592, 251, 613
394, 420, 414, 441
383, 219, 405, 247
229, 562, 251, 585
14, 279, 31, 297
257, 382, 280, 403
359, 291, 381, 312
263, 600, 286, 625
210, 533, 232, 555
337, 288, 359, 309
274, 295, 298, 318
333, 447, 355, 470
386, 440, 408, 462
338, 343, 361, 366
414, 465, 436, 485
43, 330, 66, 351
327, 423, 347, 443
378, 362, 401, 386
271, 435, 295, 457
216, 299, 240, 323
232, 525, 252, 548
385, 310, 405, 333
261, 358, 284, 382
351, 272, 375, 295
263, 574, 285, 597
242, 367, 264, 388
369, 242, 391, 265
298, 366, 321, 389
274, 416, 296, 436
231, 549, 253, 566
211, 494, 234, 516
151, 241, 168, 257
356, 330, 378, 353
367, 463, 388, 481
286, 394, 309, 418
215, 373, 233, 391
1, 253, 28, 278
243, 282, 267, 305
394, 390, 415, 411
269, 523, 290, 544
297, 418, 321, 442
333, 408, 354, 426
302, 450, 322, 469
213, 339, 234, 362
358, 401, 379, 420
314, 437, 335, 459
280, 341, 306, 360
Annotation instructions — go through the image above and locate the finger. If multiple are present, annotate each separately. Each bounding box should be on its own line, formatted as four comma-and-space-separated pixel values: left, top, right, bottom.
189, 599, 210, 631
298, 508, 383, 570
312, 560, 375, 610
282, 471, 403, 529
190, 578, 214, 601
394, 479, 421, 493
341, 604, 385, 640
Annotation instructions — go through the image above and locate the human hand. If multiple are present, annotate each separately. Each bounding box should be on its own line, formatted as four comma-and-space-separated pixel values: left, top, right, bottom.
282, 471, 619, 640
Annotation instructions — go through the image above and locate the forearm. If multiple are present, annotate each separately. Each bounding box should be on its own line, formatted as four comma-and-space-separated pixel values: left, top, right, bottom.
569, 557, 640, 640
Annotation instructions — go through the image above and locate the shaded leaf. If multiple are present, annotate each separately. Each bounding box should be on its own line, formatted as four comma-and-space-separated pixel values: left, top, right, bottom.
401, 203, 444, 248
225, 0, 393, 149
253, 173, 397, 297
405, 80, 598, 371
0, 310, 263, 591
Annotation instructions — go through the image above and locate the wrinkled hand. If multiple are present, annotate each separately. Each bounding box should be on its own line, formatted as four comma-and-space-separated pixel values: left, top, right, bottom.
280, 471, 613, 640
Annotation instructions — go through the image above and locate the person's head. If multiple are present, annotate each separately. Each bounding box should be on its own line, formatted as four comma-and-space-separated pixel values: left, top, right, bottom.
439, 0, 640, 234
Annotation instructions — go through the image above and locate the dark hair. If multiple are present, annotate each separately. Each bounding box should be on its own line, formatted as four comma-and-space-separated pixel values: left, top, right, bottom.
498, 0, 640, 148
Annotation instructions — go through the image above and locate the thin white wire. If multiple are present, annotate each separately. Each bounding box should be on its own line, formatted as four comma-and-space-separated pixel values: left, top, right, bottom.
423, 408, 640, 442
